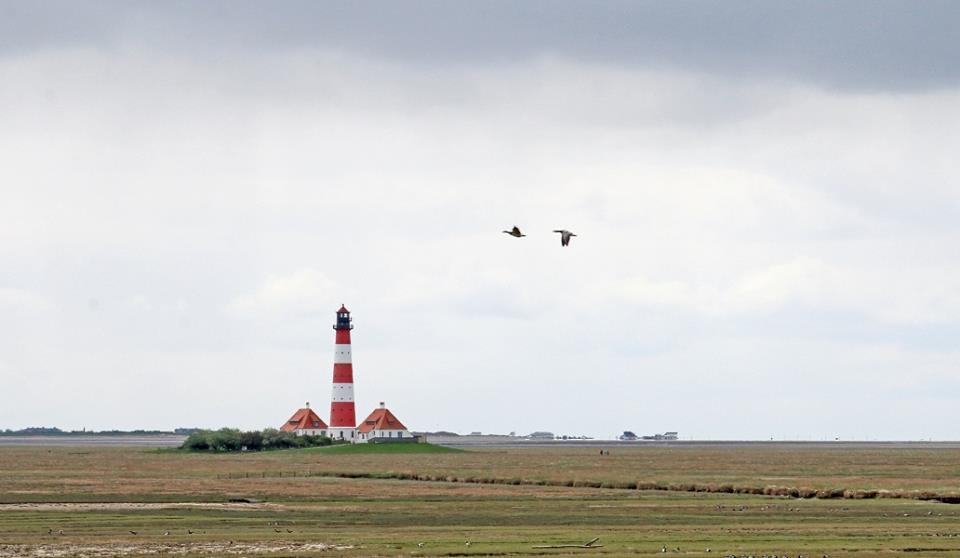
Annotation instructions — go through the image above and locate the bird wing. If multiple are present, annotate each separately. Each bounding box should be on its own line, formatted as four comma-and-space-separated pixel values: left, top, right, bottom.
512, 226, 521, 235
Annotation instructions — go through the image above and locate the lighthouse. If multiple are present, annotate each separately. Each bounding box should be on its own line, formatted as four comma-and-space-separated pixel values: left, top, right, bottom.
329, 305, 357, 441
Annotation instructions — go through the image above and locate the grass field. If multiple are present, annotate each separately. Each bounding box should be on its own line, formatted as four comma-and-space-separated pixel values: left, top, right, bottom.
309, 443, 464, 455
1, 444, 959, 557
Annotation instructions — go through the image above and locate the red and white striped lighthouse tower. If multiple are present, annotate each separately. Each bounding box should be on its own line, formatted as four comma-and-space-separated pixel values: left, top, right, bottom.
329, 305, 357, 441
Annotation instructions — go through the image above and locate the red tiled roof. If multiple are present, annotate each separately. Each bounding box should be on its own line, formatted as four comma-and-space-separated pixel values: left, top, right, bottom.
280, 407, 328, 432
357, 407, 407, 434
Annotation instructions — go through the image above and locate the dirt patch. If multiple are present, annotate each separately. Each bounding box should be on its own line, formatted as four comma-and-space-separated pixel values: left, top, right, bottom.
0, 502, 280, 512
0, 542, 352, 557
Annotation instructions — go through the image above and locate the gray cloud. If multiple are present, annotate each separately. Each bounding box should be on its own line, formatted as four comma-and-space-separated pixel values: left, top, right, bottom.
2, 1, 959, 91
2, 4, 959, 438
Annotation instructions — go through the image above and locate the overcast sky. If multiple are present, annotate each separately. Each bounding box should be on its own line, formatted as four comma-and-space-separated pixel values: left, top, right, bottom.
2, 2, 959, 439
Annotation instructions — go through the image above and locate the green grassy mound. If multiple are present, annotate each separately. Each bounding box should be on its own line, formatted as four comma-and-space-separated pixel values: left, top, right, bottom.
308, 442, 463, 454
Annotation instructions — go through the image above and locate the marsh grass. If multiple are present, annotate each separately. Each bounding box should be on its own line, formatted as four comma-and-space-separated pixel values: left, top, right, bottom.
2, 445, 960, 557
306, 442, 462, 455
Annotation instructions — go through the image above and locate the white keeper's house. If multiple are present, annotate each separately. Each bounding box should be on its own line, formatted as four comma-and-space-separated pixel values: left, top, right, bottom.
280, 404, 328, 437
356, 402, 412, 443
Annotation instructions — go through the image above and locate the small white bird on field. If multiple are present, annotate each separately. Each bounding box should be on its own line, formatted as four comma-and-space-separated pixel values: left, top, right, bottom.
466, 541, 471, 547
502, 226, 526, 238
553, 229, 576, 246
417, 542, 425, 548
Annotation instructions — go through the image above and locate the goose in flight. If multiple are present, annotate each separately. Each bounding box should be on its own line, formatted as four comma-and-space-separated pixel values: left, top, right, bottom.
553, 229, 576, 246
502, 226, 526, 238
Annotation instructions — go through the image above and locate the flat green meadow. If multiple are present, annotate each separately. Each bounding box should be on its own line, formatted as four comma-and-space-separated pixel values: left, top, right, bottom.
1, 444, 958, 557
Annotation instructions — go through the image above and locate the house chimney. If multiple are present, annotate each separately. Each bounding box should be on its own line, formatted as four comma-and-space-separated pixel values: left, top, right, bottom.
305, 401, 310, 408
379, 401, 385, 409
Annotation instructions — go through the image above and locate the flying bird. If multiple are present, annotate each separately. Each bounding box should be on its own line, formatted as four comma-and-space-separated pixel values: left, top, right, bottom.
553, 229, 576, 246
502, 226, 526, 238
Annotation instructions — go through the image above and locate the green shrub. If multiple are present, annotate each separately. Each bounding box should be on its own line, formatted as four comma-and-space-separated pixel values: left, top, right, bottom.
179, 428, 332, 452
182, 431, 211, 451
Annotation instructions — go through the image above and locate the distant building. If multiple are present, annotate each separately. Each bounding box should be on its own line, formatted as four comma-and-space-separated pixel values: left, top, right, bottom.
619, 431, 638, 441
280, 403, 328, 436
528, 431, 555, 440
640, 431, 679, 441
356, 402, 412, 443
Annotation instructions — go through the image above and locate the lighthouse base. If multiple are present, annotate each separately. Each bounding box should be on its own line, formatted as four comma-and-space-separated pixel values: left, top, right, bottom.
328, 427, 357, 443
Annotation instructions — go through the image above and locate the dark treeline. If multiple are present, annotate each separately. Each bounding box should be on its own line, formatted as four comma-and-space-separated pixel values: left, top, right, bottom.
180, 428, 334, 452
0, 427, 181, 436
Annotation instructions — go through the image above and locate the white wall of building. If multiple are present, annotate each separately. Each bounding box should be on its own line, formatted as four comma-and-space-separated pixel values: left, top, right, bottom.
294, 428, 327, 437
328, 427, 357, 441
356, 428, 411, 443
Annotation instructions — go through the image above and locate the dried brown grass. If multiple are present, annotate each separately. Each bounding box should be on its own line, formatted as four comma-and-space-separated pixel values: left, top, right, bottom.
2, 445, 960, 504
